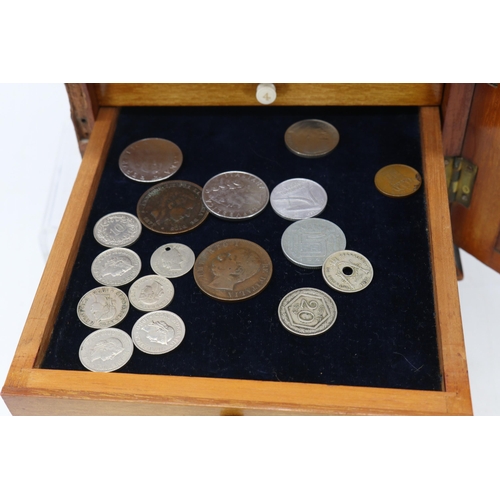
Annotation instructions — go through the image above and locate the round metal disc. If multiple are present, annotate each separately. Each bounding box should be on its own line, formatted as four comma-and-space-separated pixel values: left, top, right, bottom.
322, 250, 374, 293
374, 164, 422, 198
281, 218, 346, 269
77, 286, 130, 329
270, 178, 328, 220
93, 212, 142, 248
119, 138, 183, 182
150, 243, 195, 278
284, 119, 339, 158
91, 247, 142, 286
128, 275, 175, 311
278, 287, 337, 336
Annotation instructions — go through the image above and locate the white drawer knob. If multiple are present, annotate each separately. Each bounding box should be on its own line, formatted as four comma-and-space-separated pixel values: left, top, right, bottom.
256, 83, 277, 105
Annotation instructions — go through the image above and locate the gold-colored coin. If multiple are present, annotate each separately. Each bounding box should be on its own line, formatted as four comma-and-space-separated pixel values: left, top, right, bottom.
374, 164, 422, 198
193, 239, 272, 302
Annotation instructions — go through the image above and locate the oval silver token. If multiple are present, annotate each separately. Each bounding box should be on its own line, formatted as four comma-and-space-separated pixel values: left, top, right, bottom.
278, 287, 337, 336
77, 286, 129, 329
150, 243, 195, 278
128, 275, 175, 311
119, 138, 183, 182
284, 119, 340, 158
93, 212, 142, 248
270, 178, 328, 220
202, 171, 269, 220
91, 247, 142, 286
322, 250, 374, 293
79, 328, 134, 372
132, 311, 185, 355
281, 218, 347, 269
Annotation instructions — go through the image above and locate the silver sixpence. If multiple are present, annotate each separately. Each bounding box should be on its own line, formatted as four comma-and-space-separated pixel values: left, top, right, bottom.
202, 171, 269, 220
281, 218, 347, 269
128, 275, 175, 311
93, 212, 142, 248
77, 286, 130, 329
322, 250, 374, 293
132, 311, 185, 355
79, 328, 134, 372
91, 247, 142, 286
150, 243, 195, 278
270, 178, 328, 220
119, 138, 183, 182
278, 288, 337, 336
284, 119, 340, 158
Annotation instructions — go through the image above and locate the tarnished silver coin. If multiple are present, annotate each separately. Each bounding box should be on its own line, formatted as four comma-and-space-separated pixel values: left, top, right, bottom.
91, 247, 142, 286
278, 287, 337, 336
270, 178, 328, 220
77, 286, 129, 329
284, 119, 340, 158
151, 243, 195, 278
202, 171, 269, 220
93, 212, 142, 248
119, 138, 183, 182
322, 250, 374, 293
132, 311, 185, 355
128, 275, 175, 311
79, 328, 134, 372
281, 218, 347, 269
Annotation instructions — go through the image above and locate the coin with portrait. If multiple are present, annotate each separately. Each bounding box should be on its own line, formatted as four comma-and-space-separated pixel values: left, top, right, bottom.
150, 243, 195, 278
91, 247, 141, 286
128, 275, 175, 311
77, 286, 130, 329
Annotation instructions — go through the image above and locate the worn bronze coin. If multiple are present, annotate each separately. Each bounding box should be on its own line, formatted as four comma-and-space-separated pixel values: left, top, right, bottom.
137, 180, 209, 234
193, 239, 273, 302
374, 164, 422, 198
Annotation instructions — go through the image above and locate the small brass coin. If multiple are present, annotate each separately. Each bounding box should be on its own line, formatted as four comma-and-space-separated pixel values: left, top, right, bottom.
137, 180, 209, 234
193, 239, 273, 302
374, 164, 422, 198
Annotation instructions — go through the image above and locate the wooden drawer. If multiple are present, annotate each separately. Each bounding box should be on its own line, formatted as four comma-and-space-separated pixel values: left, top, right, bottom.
1, 84, 471, 415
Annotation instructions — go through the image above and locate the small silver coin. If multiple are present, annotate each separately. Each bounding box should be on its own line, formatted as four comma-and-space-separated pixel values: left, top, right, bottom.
79, 328, 134, 372
119, 138, 183, 182
281, 218, 347, 269
91, 247, 142, 286
278, 287, 337, 336
150, 243, 195, 278
322, 250, 374, 293
128, 275, 175, 311
270, 178, 328, 220
284, 119, 340, 158
93, 212, 142, 248
202, 171, 269, 220
77, 286, 130, 329
132, 310, 185, 355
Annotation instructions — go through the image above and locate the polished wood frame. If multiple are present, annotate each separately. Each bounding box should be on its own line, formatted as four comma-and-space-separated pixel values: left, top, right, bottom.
1, 84, 471, 415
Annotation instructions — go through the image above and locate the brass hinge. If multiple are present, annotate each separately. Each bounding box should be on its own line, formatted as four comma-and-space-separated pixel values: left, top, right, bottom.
445, 157, 478, 208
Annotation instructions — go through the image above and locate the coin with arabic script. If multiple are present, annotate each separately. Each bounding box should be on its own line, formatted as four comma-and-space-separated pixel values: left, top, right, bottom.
284, 119, 339, 158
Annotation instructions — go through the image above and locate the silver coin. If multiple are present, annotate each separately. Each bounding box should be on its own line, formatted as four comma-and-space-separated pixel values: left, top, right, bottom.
281, 218, 347, 269
322, 250, 374, 293
278, 287, 337, 336
132, 310, 185, 355
202, 171, 269, 220
150, 243, 195, 278
93, 212, 142, 248
128, 275, 175, 311
79, 328, 134, 372
91, 247, 142, 286
119, 138, 183, 182
77, 286, 130, 329
270, 178, 328, 220
284, 119, 340, 158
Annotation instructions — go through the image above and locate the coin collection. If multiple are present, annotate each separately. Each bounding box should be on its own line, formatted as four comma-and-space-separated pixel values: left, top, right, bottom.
77, 118, 420, 371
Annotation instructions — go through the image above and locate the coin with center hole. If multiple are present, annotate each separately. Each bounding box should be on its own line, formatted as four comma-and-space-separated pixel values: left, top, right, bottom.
322, 250, 374, 293
284, 119, 339, 158
150, 243, 195, 278
374, 164, 422, 198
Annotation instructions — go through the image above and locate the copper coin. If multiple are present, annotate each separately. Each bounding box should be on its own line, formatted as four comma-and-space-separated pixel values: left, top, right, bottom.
374, 164, 422, 198
137, 180, 209, 234
119, 138, 183, 182
193, 239, 273, 302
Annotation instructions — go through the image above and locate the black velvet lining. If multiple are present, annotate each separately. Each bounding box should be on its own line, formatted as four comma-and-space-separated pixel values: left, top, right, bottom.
42, 106, 442, 391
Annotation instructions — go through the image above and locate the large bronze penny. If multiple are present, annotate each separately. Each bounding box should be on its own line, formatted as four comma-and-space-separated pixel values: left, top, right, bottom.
193, 239, 273, 302
137, 180, 209, 234
374, 164, 422, 198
